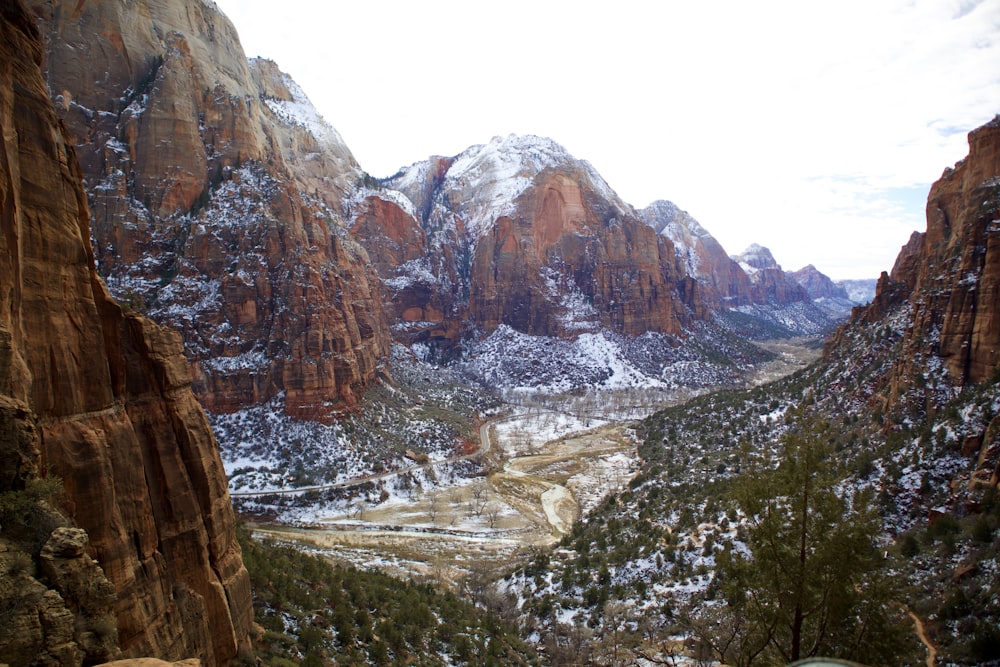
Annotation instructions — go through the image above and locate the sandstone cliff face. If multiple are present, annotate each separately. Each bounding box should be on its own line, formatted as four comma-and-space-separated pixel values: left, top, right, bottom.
374, 135, 699, 345
733, 243, 812, 305
837, 117, 1000, 437
347, 192, 463, 345
0, 4, 252, 664
469, 169, 693, 336
924, 119, 1000, 386
640, 200, 754, 309
28, 0, 390, 419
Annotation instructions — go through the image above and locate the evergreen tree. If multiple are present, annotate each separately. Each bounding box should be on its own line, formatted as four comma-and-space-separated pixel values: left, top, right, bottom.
707, 415, 907, 666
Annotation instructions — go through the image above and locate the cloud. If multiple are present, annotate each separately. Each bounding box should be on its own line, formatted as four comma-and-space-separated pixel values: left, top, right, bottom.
213, 0, 1000, 279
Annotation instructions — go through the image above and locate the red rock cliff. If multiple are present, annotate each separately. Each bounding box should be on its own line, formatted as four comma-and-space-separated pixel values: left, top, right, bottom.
376, 136, 699, 345
842, 117, 1000, 410
0, 3, 252, 663
27, 0, 390, 420
470, 169, 692, 336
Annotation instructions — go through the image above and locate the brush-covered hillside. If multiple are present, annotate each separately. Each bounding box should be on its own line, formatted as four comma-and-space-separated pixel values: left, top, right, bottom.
501, 117, 1000, 666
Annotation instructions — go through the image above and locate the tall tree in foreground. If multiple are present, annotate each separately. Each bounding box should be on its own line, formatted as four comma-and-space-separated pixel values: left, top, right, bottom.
701, 415, 910, 666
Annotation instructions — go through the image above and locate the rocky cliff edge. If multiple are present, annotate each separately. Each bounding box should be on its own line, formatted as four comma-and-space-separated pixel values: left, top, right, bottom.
0, 2, 252, 664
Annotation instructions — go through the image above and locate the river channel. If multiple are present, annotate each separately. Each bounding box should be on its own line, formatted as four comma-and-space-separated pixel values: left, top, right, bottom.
251, 337, 821, 583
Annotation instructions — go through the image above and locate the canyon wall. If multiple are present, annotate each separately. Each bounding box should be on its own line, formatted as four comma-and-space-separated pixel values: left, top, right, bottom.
368, 135, 702, 347
0, 2, 252, 663
28, 0, 390, 420
855, 118, 1000, 395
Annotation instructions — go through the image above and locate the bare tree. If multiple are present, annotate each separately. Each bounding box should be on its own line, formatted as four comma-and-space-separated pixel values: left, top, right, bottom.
427, 495, 440, 524
470, 484, 489, 518
545, 622, 594, 666
485, 502, 501, 529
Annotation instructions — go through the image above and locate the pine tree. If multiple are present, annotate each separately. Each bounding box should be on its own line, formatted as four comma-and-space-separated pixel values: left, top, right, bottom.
708, 415, 908, 666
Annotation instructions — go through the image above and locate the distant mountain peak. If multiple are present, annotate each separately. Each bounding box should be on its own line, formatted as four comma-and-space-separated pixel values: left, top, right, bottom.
734, 244, 780, 274
789, 264, 850, 301
387, 133, 631, 241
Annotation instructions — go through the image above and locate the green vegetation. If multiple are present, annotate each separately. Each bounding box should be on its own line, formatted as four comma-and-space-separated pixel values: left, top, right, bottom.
505, 310, 999, 664
0, 476, 64, 550
237, 524, 539, 666
697, 416, 908, 666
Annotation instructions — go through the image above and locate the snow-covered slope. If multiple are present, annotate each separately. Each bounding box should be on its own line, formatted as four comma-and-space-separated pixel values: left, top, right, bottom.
363, 134, 695, 344
388, 134, 633, 245
640, 200, 754, 308
838, 278, 878, 305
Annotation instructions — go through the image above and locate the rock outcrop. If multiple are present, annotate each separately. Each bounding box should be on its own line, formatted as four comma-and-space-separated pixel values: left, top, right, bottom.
27, 0, 390, 420
347, 191, 463, 345
0, 3, 252, 664
640, 200, 754, 309
371, 135, 700, 346
852, 117, 1000, 395
733, 244, 812, 305
923, 119, 1000, 385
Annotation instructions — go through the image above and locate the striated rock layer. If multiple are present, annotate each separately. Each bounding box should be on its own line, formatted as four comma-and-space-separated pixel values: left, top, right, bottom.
366, 135, 702, 348
28, 0, 390, 420
853, 117, 1000, 397
640, 200, 754, 309
0, 3, 252, 664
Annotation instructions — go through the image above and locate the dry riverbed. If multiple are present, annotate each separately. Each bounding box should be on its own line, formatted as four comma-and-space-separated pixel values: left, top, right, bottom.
253, 418, 639, 583
249, 337, 822, 584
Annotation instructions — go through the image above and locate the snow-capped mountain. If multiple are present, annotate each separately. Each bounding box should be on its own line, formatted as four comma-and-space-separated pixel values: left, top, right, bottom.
389, 134, 633, 245
789, 264, 858, 319
33, 0, 859, 425
733, 244, 811, 304
639, 200, 753, 308
353, 134, 700, 348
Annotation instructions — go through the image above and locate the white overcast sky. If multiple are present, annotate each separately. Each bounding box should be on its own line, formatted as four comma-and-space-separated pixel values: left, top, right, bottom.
212, 0, 1000, 280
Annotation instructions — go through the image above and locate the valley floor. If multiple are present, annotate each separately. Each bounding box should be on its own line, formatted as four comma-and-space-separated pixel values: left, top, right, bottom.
244, 336, 821, 587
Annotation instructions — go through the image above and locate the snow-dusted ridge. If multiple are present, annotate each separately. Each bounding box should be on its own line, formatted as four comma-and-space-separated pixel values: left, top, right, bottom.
733, 242, 780, 275
254, 59, 353, 156
388, 133, 635, 242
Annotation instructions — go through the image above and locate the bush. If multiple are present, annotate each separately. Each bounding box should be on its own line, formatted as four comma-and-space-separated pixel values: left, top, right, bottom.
5, 551, 34, 576
971, 620, 1000, 662
899, 533, 920, 558
0, 476, 63, 548
971, 515, 993, 544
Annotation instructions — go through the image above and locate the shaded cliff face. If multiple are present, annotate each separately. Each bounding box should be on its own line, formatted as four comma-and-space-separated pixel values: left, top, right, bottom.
640, 200, 754, 309
373, 135, 699, 345
919, 119, 1000, 386
28, 0, 390, 420
0, 3, 252, 664
789, 264, 850, 300
733, 243, 812, 305
842, 117, 1000, 409
347, 192, 464, 344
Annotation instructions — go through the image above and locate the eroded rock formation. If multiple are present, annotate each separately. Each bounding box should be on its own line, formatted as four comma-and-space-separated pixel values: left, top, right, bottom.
640, 199, 754, 309
856, 118, 1000, 393
0, 3, 252, 663
27, 0, 390, 420
368, 135, 700, 347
